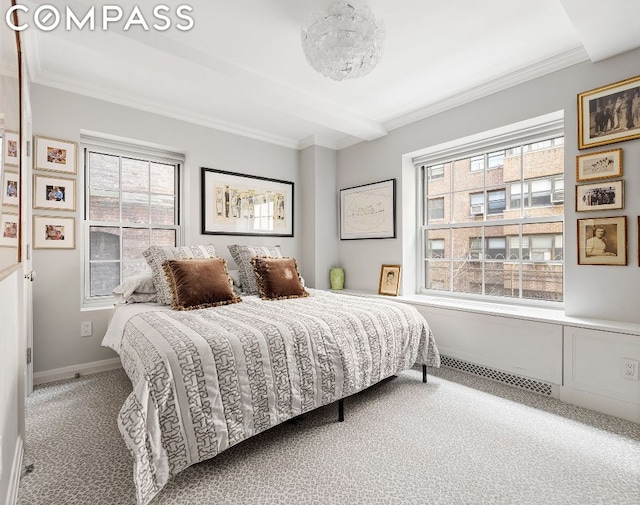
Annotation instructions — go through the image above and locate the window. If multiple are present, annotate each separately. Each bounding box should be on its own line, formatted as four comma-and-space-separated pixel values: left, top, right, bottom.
428, 197, 445, 220
415, 115, 564, 303
427, 164, 444, 180
428, 239, 445, 258
84, 142, 182, 302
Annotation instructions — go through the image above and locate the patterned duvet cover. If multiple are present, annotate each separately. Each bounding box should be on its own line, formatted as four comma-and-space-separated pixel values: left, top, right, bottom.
103, 289, 440, 505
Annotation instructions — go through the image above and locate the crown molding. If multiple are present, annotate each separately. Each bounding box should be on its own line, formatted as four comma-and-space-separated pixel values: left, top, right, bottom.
31, 70, 301, 150
337, 46, 589, 151
298, 135, 339, 151
384, 47, 589, 132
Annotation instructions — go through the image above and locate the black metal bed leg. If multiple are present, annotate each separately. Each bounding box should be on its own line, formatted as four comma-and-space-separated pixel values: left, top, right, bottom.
422, 364, 427, 383
338, 398, 344, 422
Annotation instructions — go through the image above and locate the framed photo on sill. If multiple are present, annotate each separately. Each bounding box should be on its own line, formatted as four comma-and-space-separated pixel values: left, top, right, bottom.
578, 74, 640, 149
577, 216, 626, 266
378, 264, 401, 296
201, 167, 294, 237
575, 148, 622, 182
0, 213, 19, 248
575, 180, 623, 212
35, 136, 78, 174
2, 130, 19, 166
340, 179, 396, 240
33, 174, 76, 211
2, 170, 19, 206
33, 215, 76, 249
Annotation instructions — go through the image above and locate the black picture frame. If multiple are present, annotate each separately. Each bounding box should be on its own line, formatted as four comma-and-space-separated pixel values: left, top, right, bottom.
339, 179, 396, 240
201, 167, 294, 237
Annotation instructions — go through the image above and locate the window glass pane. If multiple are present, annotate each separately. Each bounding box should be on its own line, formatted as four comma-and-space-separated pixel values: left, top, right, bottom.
453, 260, 482, 294
90, 263, 120, 297
454, 157, 482, 191
122, 192, 149, 223
485, 262, 514, 298
425, 261, 450, 291
122, 228, 149, 262
452, 227, 482, 260
89, 152, 119, 189
151, 163, 175, 195
530, 179, 552, 207
150, 195, 175, 225
427, 197, 444, 222
89, 189, 120, 222
90, 227, 120, 260
487, 189, 506, 215
425, 229, 448, 259
152, 228, 176, 247
122, 158, 149, 192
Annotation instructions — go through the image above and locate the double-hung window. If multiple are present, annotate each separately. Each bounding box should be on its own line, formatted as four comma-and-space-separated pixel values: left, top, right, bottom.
415, 114, 564, 303
83, 141, 182, 303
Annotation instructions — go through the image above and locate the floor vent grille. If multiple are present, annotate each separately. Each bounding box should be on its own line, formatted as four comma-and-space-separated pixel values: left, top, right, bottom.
440, 355, 553, 396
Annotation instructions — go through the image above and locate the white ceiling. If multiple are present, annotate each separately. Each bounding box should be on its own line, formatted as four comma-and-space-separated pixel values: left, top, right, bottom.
15, 0, 640, 149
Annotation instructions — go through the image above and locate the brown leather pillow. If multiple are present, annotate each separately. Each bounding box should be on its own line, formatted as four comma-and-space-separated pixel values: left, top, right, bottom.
162, 258, 241, 310
250, 257, 308, 300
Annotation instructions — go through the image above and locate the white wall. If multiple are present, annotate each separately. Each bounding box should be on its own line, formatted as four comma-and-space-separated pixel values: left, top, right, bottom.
30, 85, 301, 375
337, 48, 640, 325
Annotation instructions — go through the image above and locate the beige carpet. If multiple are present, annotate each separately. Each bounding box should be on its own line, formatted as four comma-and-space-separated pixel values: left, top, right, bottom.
17, 366, 640, 505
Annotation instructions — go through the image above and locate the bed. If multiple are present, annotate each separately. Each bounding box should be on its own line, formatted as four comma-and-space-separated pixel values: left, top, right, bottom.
103, 288, 439, 504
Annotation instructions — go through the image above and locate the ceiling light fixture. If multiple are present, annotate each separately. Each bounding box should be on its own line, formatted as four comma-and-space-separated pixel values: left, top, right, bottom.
301, 2, 385, 82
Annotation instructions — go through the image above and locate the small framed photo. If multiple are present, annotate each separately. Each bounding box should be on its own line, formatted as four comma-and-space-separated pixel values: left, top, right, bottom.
2, 170, 19, 206
3, 131, 19, 166
576, 148, 622, 182
35, 136, 77, 174
575, 180, 623, 212
33, 215, 75, 249
578, 74, 640, 149
577, 216, 626, 266
33, 174, 76, 211
378, 264, 401, 296
0, 213, 19, 247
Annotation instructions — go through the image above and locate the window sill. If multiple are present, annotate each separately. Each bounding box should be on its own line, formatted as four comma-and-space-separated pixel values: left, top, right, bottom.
336, 289, 640, 336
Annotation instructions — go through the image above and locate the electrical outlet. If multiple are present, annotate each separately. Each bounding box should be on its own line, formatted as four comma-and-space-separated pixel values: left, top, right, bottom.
621, 358, 639, 380
80, 321, 92, 337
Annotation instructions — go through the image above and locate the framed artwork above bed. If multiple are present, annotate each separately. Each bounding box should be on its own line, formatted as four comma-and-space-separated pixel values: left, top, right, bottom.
201, 167, 294, 237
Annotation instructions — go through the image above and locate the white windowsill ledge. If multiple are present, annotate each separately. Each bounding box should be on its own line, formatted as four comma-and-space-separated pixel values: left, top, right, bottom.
333, 289, 640, 337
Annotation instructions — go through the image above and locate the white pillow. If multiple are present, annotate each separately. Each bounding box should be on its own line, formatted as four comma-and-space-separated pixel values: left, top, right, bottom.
112, 274, 157, 304
228, 245, 282, 295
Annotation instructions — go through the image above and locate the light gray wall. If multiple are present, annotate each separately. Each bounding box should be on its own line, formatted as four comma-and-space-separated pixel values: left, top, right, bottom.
31, 85, 301, 374
337, 47, 640, 324
299, 145, 339, 289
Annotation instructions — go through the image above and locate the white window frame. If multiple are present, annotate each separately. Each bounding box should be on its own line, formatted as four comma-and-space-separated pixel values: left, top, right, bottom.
81, 135, 184, 307
413, 111, 564, 307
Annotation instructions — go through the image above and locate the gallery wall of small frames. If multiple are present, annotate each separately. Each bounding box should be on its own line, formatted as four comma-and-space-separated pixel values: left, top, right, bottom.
576, 74, 640, 266
31, 136, 78, 249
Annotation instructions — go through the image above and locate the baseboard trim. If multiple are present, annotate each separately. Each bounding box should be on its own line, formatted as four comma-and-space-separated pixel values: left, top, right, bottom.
6, 436, 23, 505
33, 357, 122, 385
559, 386, 640, 424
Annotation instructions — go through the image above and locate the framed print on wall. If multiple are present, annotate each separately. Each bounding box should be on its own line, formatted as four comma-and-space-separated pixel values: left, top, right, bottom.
35, 136, 77, 174
201, 167, 294, 237
2, 130, 19, 166
576, 148, 622, 182
575, 180, 623, 212
2, 170, 19, 206
340, 179, 396, 240
578, 74, 640, 149
33, 215, 76, 249
378, 264, 401, 296
0, 213, 18, 247
577, 216, 626, 266
33, 174, 76, 211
